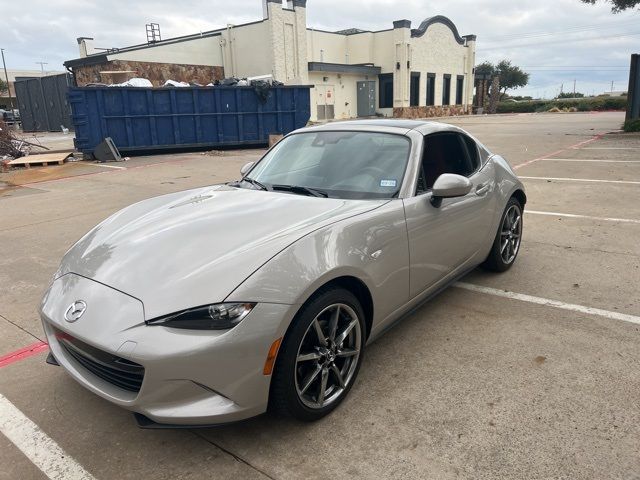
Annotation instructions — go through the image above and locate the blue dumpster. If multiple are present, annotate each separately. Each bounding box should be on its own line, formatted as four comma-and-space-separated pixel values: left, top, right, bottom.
68, 85, 312, 154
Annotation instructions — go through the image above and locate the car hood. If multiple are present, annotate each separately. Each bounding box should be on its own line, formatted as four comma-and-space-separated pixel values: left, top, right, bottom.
58, 185, 387, 319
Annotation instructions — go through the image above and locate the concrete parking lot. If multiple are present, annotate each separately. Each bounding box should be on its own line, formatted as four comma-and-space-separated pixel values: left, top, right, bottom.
1, 111, 639, 479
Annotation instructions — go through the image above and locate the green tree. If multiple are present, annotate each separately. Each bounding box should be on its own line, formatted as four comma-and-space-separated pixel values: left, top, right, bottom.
0, 78, 8, 96
475, 60, 530, 100
581, 0, 639, 12
475, 61, 495, 77
495, 60, 530, 100
557, 92, 585, 98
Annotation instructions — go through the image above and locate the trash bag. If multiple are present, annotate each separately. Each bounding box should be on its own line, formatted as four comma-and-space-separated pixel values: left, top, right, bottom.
253, 80, 272, 104
221, 77, 239, 86
108, 78, 153, 87
163, 80, 190, 87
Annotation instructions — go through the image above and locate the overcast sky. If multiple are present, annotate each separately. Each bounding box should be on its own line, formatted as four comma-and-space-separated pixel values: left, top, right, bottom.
3, 0, 639, 98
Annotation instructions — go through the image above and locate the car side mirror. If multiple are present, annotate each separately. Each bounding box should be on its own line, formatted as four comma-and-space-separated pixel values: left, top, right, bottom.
240, 161, 255, 176
430, 173, 473, 207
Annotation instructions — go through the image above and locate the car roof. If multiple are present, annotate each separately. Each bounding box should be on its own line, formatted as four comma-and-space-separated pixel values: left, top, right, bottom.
297, 119, 462, 136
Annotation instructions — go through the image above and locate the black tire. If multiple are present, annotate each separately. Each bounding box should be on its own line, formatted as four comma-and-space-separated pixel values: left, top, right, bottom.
482, 196, 523, 272
269, 287, 366, 421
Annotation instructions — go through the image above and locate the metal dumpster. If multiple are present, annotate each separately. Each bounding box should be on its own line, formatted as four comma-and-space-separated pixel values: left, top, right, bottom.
68, 85, 311, 154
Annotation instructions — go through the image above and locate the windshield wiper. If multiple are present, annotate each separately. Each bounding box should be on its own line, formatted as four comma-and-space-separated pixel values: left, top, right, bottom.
271, 184, 328, 198
242, 177, 270, 191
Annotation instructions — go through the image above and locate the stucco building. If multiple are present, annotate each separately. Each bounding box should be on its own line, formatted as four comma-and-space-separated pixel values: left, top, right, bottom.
66, 0, 476, 121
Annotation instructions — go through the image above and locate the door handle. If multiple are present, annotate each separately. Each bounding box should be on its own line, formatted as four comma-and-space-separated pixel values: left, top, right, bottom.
476, 183, 490, 196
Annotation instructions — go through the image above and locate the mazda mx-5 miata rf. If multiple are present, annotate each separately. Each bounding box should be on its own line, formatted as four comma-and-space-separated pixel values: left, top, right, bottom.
41, 120, 525, 427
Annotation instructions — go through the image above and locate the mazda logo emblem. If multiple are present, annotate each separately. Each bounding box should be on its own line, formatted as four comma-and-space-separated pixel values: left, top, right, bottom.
64, 300, 87, 323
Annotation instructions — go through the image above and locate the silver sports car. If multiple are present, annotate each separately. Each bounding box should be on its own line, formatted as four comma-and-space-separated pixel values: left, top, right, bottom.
40, 120, 525, 427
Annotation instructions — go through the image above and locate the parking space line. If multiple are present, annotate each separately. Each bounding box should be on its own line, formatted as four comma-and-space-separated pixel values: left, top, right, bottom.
0, 341, 48, 368
520, 176, 640, 185
539, 158, 640, 163
0, 394, 96, 480
92, 164, 127, 170
526, 210, 640, 224
513, 133, 604, 170
454, 282, 640, 326
577, 147, 640, 150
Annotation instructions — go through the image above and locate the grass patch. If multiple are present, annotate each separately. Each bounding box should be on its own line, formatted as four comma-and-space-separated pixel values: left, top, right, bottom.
623, 119, 640, 132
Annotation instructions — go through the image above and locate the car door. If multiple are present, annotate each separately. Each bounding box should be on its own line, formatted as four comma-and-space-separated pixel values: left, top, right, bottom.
403, 132, 497, 298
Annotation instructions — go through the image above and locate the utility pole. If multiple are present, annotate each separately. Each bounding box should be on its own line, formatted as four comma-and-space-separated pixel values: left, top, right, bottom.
1, 48, 11, 108
36, 62, 48, 75
611, 80, 614, 92
573, 79, 576, 97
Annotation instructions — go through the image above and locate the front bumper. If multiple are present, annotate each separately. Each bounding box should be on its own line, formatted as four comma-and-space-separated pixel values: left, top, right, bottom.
41, 273, 295, 425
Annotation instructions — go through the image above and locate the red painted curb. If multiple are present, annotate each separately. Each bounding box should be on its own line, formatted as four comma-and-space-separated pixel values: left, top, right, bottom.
0, 341, 49, 368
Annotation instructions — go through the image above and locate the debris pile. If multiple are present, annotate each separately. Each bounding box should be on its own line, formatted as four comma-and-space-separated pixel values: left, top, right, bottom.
87, 74, 285, 103
0, 121, 25, 159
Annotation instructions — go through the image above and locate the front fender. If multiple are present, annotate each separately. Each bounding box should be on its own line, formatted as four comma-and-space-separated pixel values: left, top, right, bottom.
225, 200, 410, 334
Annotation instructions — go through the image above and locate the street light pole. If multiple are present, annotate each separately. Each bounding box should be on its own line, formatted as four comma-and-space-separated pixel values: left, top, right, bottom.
1, 48, 12, 109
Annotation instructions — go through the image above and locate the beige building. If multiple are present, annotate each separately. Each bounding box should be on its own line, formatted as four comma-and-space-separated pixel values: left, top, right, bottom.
67, 0, 476, 121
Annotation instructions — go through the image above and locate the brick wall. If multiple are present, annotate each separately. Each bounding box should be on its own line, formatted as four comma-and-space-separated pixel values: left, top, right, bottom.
73, 60, 224, 86
393, 105, 470, 119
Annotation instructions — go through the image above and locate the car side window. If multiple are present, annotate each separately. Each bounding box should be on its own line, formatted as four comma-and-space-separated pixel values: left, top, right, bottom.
416, 132, 475, 195
461, 135, 480, 172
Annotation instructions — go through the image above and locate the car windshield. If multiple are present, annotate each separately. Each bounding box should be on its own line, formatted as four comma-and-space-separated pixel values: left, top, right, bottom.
244, 131, 411, 200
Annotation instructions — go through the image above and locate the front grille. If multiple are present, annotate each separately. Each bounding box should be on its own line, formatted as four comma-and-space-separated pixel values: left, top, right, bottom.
57, 332, 144, 393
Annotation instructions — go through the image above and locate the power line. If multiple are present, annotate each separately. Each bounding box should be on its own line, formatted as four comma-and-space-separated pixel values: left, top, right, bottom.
477, 31, 640, 50
481, 16, 640, 41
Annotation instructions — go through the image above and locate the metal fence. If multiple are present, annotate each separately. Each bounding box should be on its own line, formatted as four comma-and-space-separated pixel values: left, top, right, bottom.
14, 74, 74, 132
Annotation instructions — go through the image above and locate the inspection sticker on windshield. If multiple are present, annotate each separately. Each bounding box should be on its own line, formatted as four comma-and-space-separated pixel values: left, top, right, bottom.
380, 179, 397, 187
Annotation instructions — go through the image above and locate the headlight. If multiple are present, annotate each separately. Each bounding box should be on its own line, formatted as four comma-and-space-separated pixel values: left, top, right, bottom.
146, 303, 256, 330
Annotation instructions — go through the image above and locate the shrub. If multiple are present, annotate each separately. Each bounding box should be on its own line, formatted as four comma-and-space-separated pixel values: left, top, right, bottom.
623, 119, 640, 132
496, 97, 627, 114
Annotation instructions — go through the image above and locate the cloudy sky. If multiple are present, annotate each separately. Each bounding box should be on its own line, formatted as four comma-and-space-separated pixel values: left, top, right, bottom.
4, 0, 639, 98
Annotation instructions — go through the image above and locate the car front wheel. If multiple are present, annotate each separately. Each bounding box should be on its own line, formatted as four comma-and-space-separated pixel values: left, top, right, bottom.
269, 287, 365, 421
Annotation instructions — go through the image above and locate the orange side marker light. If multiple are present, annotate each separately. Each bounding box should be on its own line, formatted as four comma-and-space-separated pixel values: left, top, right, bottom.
263, 337, 283, 375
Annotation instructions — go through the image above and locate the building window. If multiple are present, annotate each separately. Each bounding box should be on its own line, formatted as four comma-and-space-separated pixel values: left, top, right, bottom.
426, 73, 435, 106
410, 72, 420, 107
442, 74, 451, 106
456, 76, 464, 105
378, 73, 394, 108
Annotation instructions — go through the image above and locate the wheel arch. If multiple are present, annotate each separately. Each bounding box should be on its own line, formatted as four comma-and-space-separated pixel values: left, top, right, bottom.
312, 276, 374, 340
512, 189, 527, 207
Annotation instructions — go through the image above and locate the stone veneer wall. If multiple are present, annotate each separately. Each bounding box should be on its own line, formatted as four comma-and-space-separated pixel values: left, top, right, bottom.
393, 105, 470, 118
73, 60, 224, 86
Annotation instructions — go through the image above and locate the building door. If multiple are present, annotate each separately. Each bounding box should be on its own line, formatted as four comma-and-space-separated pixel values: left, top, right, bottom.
316, 85, 335, 121
410, 72, 420, 107
357, 81, 376, 117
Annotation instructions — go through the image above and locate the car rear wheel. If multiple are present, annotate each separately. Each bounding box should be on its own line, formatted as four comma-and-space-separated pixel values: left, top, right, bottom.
269, 287, 365, 421
482, 197, 523, 272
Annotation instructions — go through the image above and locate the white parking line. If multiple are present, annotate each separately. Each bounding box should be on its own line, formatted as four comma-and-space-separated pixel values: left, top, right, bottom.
577, 147, 640, 150
0, 394, 95, 480
454, 282, 640, 326
539, 158, 640, 163
93, 164, 126, 170
520, 176, 640, 185
526, 210, 640, 224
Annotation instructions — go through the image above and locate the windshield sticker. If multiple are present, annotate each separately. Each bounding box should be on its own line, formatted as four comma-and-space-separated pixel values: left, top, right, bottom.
380, 179, 397, 187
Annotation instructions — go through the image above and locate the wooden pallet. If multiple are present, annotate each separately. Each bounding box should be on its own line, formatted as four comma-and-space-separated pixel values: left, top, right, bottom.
8, 152, 72, 168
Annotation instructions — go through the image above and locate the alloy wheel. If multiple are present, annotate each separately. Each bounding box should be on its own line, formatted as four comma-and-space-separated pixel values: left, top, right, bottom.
294, 303, 362, 409
500, 204, 522, 264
